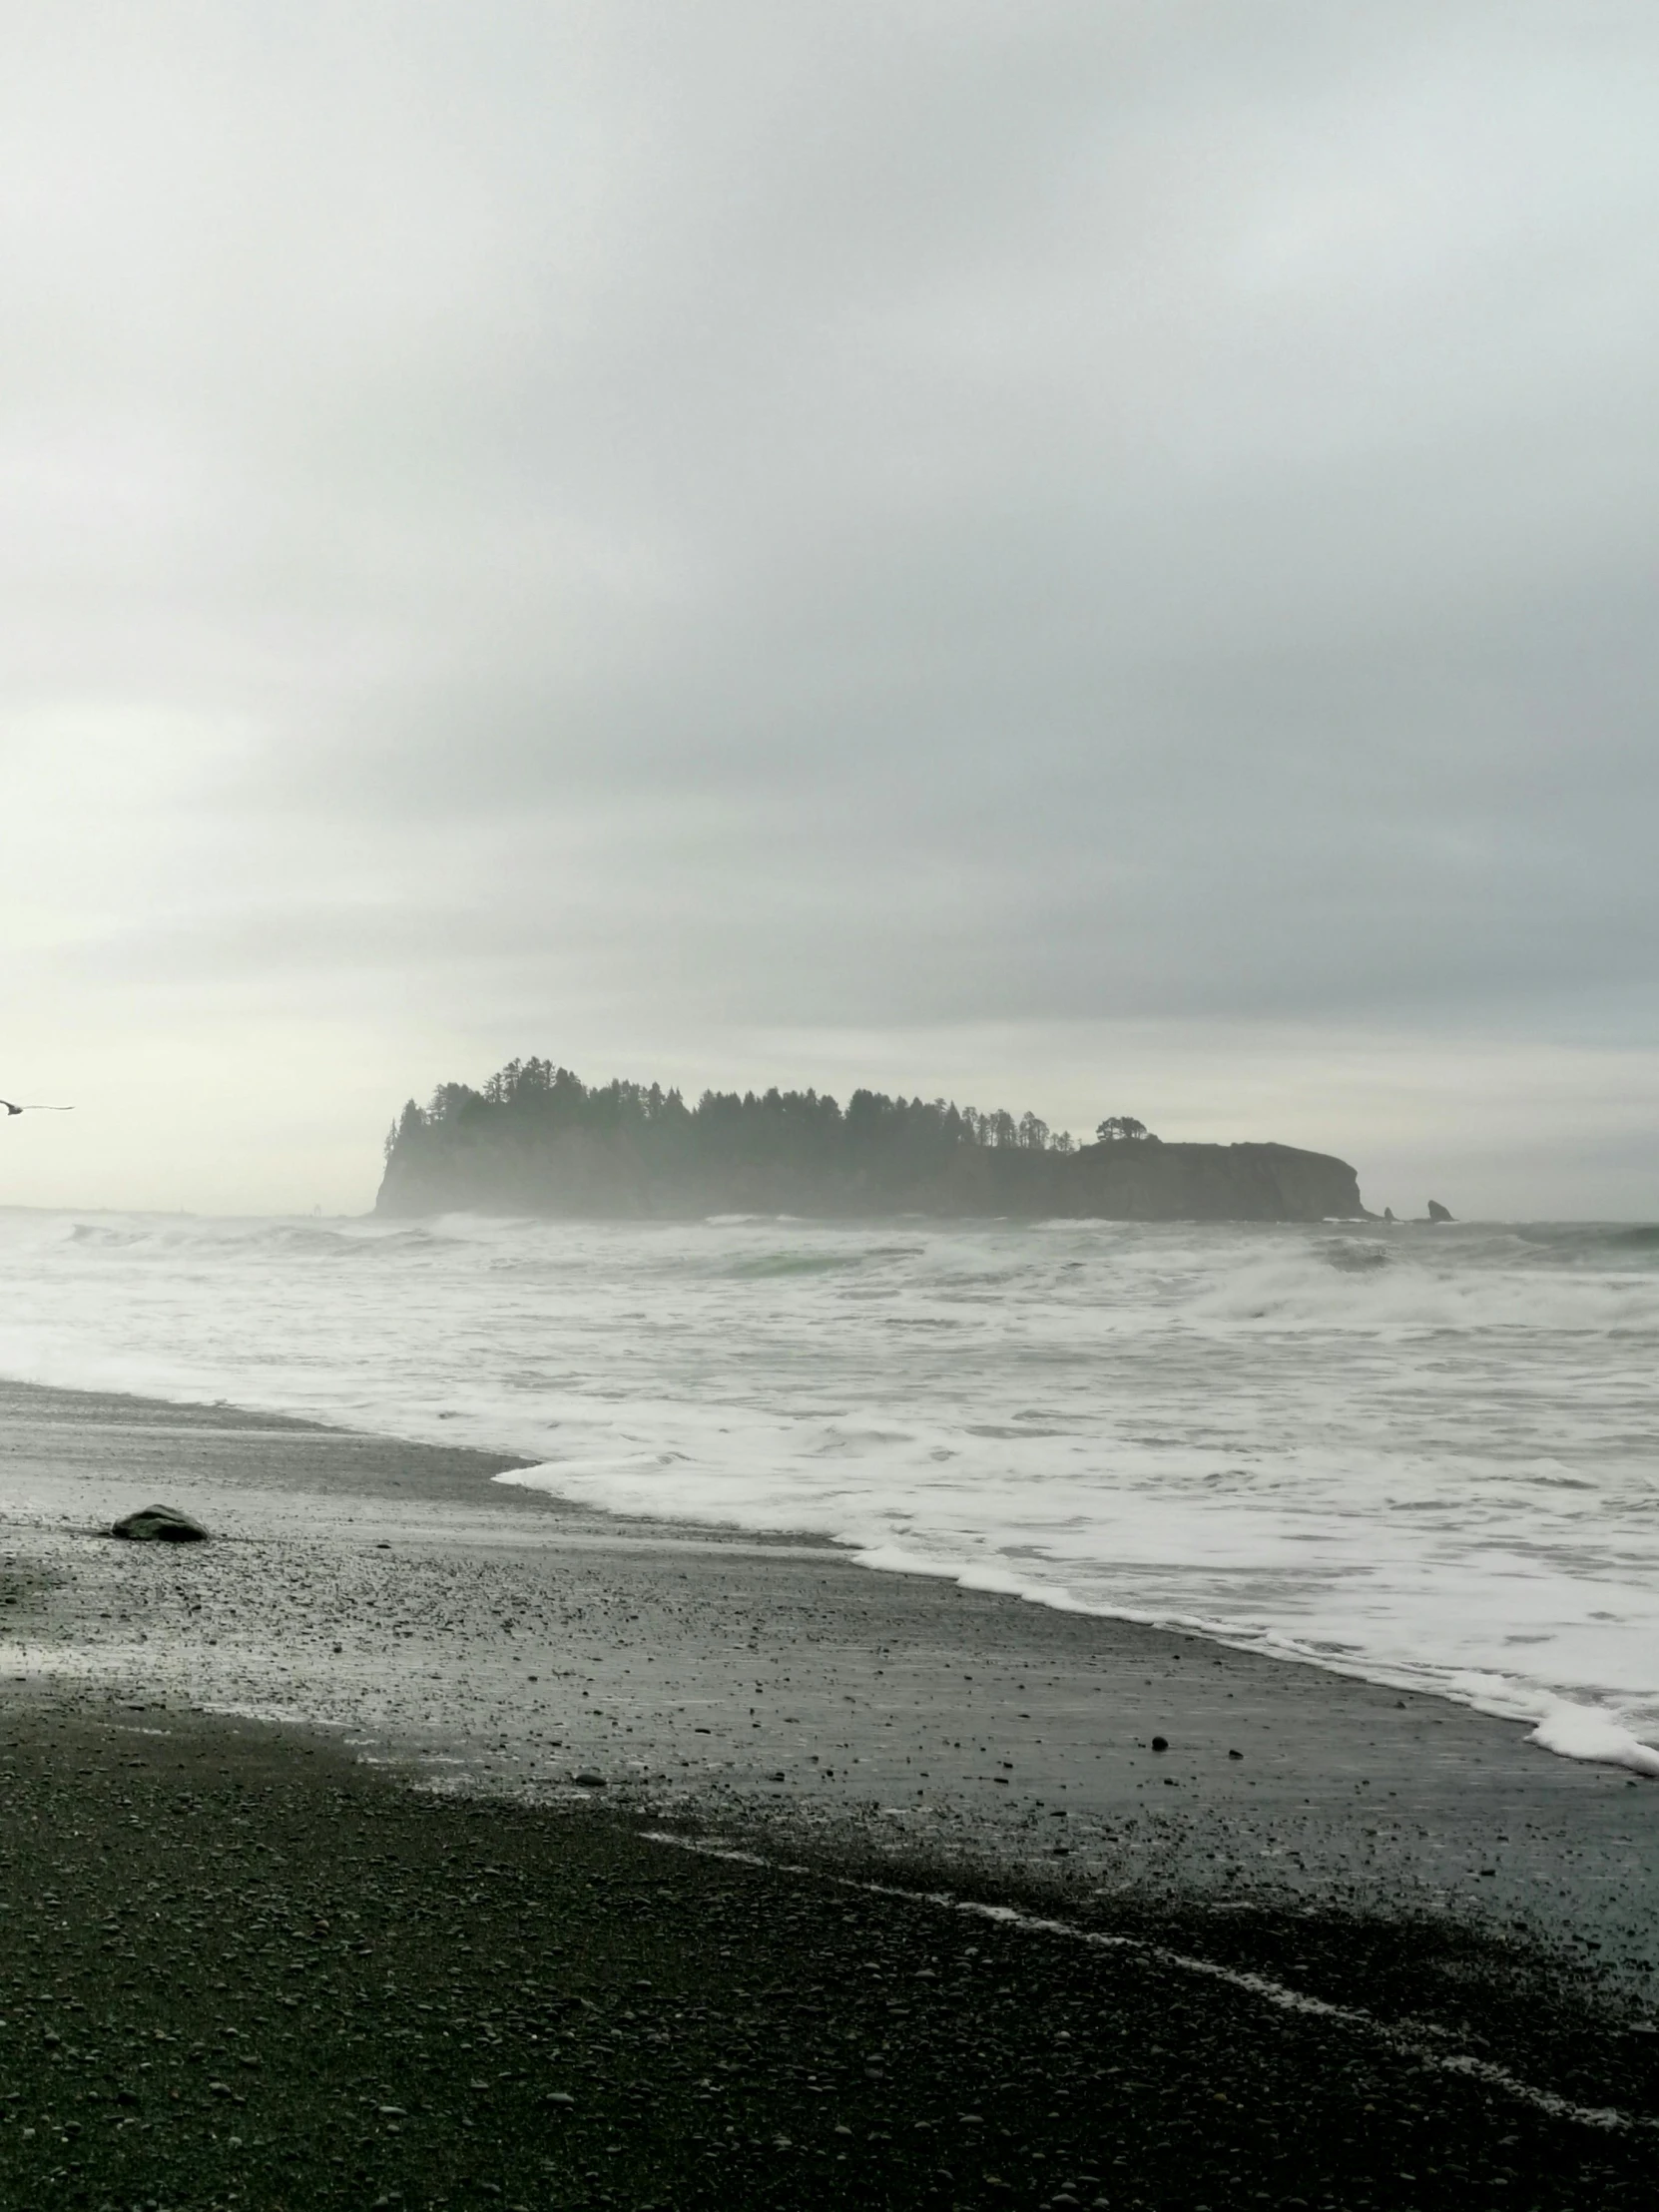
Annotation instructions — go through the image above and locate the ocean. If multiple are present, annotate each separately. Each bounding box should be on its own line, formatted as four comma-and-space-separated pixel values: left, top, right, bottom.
2, 1206, 1656, 1765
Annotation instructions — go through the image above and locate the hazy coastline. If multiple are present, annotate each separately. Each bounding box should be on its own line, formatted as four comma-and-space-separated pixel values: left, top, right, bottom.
7, 6, 1659, 2204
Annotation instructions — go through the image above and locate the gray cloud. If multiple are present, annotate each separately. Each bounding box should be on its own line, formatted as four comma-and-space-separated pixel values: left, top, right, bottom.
2, 2, 1657, 1210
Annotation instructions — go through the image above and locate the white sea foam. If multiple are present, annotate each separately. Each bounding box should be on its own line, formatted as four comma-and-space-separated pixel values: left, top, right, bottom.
1529, 1702, 1659, 1776
1, 1206, 1656, 1767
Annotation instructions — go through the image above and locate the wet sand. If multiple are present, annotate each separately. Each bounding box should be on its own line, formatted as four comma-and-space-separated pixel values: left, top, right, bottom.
2, 1377, 1657, 2207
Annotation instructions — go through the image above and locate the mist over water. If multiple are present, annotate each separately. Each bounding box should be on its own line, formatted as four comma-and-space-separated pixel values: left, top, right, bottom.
2, 1208, 1656, 1751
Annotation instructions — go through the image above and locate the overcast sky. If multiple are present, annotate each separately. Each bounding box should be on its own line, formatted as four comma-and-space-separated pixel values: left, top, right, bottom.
2, 1, 1656, 1217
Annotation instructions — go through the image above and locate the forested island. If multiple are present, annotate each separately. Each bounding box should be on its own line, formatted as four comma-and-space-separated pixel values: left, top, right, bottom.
374, 1058, 1367, 1222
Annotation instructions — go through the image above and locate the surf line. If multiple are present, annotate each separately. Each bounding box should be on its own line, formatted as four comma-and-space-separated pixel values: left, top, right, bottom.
641, 1830, 1652, 2136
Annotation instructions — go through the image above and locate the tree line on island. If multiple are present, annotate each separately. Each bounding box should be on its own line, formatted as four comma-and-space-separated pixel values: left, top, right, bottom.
375, 1057, 1366, 1224
385, 1055, 1156, 1168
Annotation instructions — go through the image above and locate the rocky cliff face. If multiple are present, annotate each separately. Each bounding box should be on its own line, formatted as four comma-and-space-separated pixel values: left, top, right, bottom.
1055, 1140, 1365, 1223
376, 1130, 1366, 1224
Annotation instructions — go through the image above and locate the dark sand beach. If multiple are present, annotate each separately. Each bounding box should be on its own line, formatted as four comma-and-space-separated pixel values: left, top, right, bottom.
1, 1378, 1656, 2208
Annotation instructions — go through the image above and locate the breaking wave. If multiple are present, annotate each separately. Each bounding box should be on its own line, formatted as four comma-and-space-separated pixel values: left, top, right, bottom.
2, 1204, 1657, 1764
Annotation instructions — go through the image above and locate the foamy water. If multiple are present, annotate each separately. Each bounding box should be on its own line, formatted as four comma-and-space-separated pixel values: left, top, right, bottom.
2, 1206, 1656, 1759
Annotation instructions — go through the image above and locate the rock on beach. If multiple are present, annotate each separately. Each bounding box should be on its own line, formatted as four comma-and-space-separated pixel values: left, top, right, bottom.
109, 1503, 210, 1543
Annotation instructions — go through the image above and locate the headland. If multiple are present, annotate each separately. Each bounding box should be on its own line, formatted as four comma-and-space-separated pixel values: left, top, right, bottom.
375, 1059, 1367, 1222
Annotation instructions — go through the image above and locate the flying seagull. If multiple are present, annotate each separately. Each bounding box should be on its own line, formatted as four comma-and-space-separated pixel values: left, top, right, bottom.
0, 1100, 73, 1116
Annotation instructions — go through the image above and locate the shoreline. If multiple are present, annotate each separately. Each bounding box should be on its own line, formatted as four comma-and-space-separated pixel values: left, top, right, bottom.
8, 1204, 1655, 1777
10, 1345, 1652, 1769
2, 1373, 1654, 1959
3, 1374, 1658, 2204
